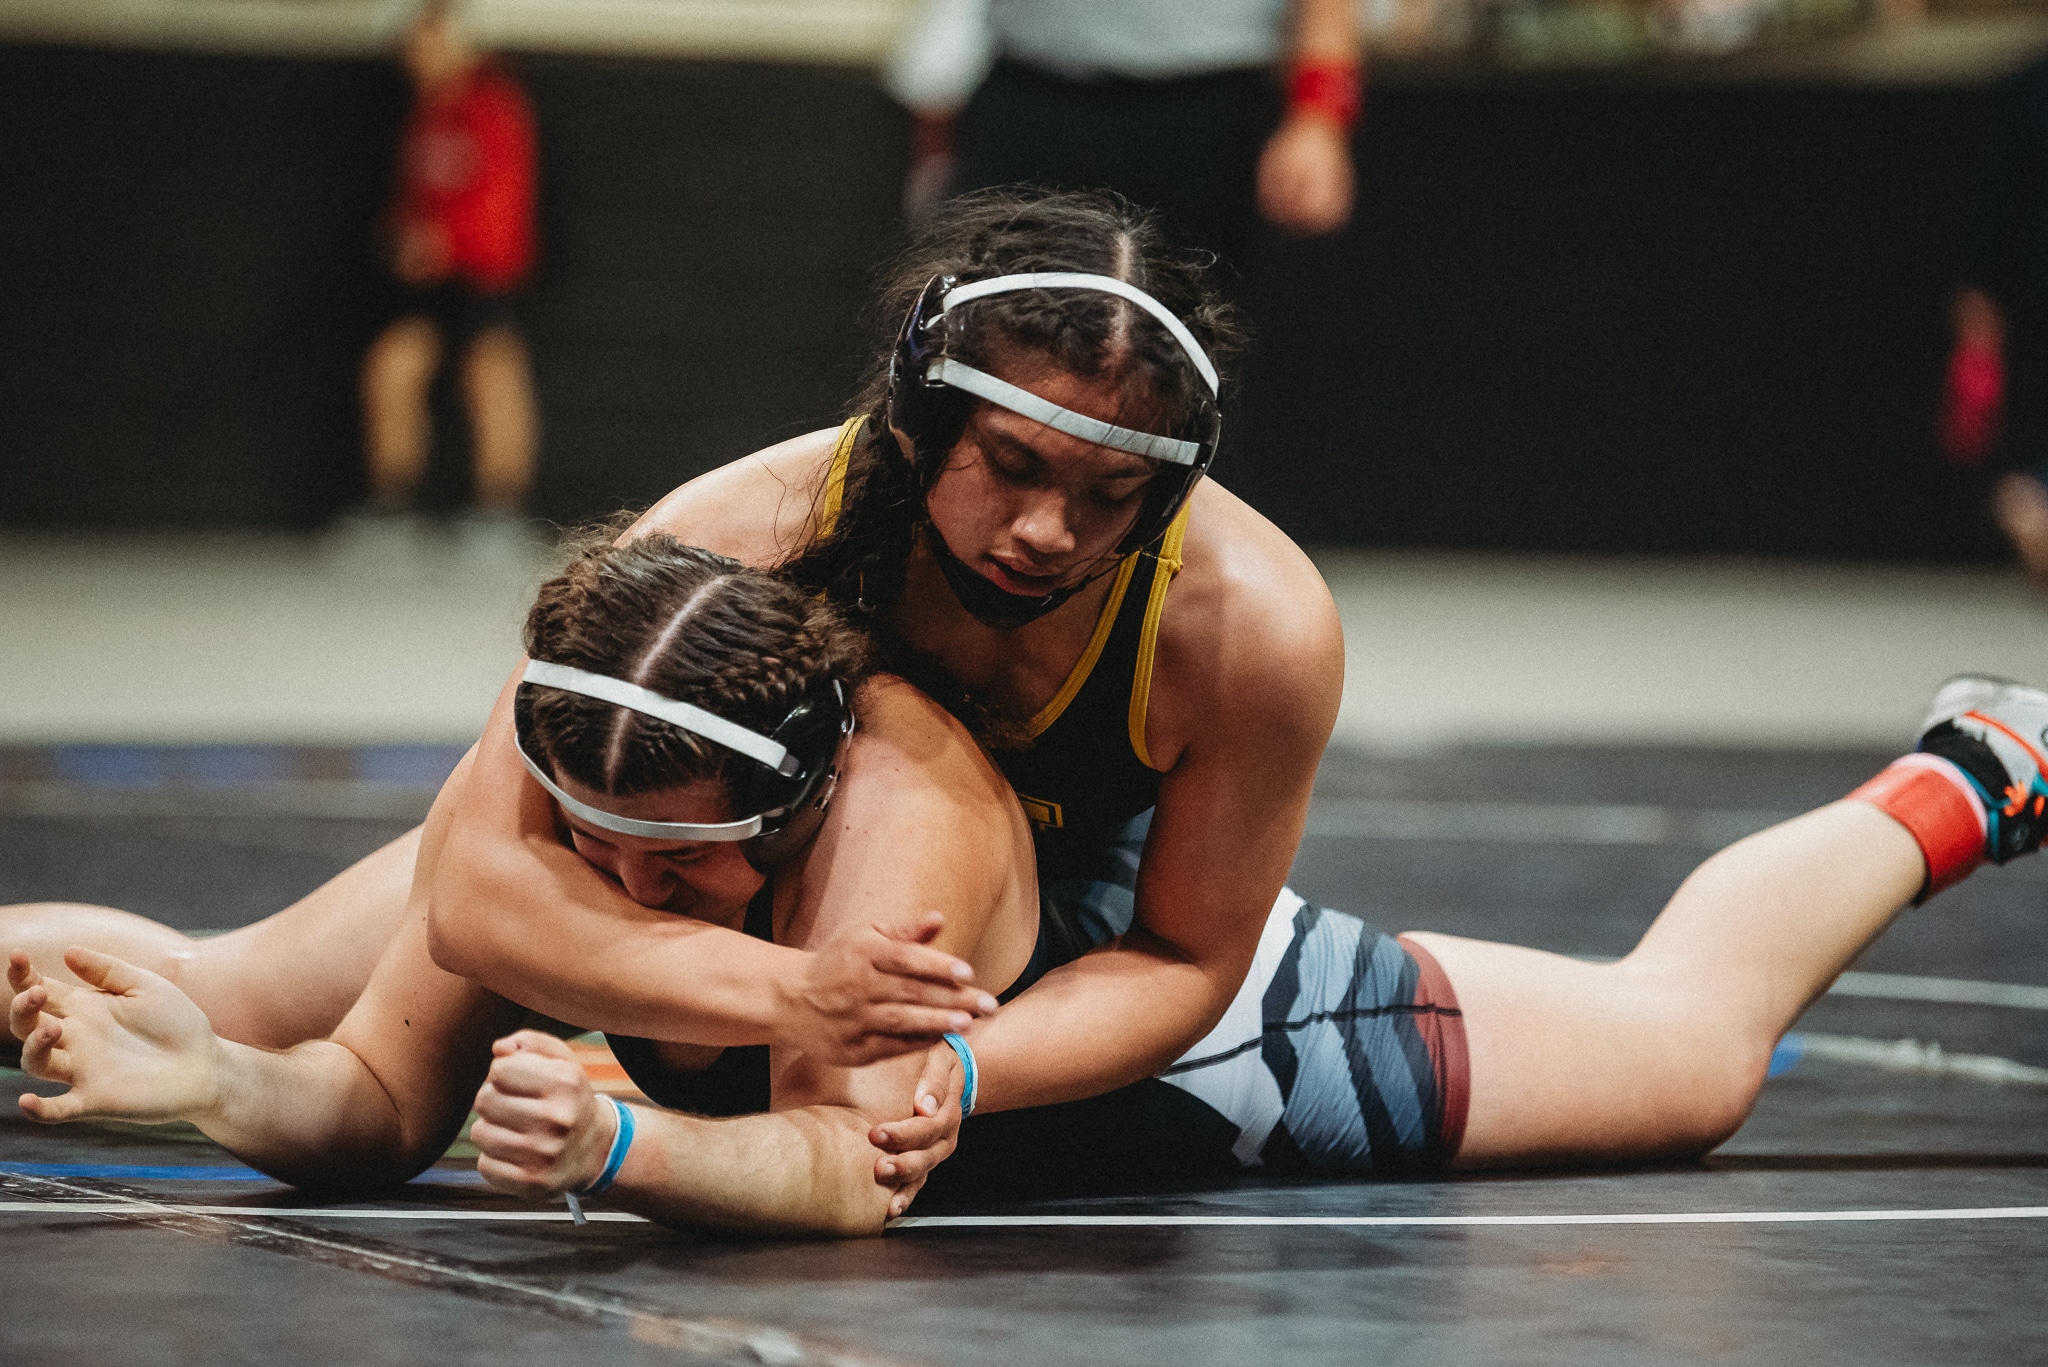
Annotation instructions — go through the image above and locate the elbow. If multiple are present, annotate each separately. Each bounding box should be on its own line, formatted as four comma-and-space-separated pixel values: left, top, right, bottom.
423, 894, 474, 976
423, 863, 497, 979
817, 1209, 891, 1240
638, 1193, 889, 1242
787, 1193, 893, 1240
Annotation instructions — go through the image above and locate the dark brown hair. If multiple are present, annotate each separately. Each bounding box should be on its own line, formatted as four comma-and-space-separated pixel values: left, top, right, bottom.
517, 527, 869, 802
778, 187, 1245, 623
775, 189, 1243, 743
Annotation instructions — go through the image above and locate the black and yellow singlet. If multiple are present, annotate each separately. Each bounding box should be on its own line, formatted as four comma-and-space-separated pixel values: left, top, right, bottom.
820, 417, 1188, 883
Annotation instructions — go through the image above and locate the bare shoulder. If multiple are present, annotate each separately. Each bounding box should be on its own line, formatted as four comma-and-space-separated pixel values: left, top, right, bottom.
628, 426, 844, 568
839, 676, 1018, 815
789, 675, 1036, 969
1149, 481, 1344, 763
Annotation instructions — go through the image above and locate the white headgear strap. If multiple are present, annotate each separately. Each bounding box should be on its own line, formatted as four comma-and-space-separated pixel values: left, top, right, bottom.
522, 660, 798, 775
931, 272, 1218, 467
514, 658, 793, 842
515, 734, 765, 841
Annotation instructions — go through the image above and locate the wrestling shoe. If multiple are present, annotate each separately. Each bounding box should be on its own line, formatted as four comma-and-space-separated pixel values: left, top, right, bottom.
1915, 673, 2048, 864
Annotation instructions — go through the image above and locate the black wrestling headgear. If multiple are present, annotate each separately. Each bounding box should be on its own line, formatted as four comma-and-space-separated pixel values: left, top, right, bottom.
886, 272, 1221, 626
514, 662, 853, 871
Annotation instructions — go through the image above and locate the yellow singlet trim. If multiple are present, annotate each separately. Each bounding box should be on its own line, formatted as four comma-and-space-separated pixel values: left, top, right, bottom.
818, 415, 864, 538
1127, 501, 1191, 771
1024, 551, 1141, 740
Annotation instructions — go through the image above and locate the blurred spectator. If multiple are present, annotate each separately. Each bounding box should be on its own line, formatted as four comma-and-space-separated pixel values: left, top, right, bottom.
348, 0, 539, 562
884, 0, 1361, 264
1945, 54, 2048, 584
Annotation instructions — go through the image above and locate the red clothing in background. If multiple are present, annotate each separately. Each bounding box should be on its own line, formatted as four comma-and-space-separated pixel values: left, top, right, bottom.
397, 62, 537, 293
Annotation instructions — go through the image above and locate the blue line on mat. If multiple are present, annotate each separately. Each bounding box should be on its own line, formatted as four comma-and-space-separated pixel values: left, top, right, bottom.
1767, 1033, 1806, 1079
1, 1161, 485, 1185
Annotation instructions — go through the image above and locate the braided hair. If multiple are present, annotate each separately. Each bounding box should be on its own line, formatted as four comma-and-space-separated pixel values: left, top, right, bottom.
518, 528, 869, 801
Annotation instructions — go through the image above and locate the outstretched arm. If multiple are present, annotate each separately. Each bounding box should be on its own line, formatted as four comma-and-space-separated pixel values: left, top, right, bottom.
470, 1030, 937, 1236
11, 940, 921, 1233
8, 915, 511, 1191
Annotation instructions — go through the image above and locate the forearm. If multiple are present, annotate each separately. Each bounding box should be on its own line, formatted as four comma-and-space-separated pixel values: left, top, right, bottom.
966, 930, 1241, 1112
425, 747, 804, 1046
196, 1039, 437, 1191
430, 852, 800, 1045
607, 1104, 893, 1237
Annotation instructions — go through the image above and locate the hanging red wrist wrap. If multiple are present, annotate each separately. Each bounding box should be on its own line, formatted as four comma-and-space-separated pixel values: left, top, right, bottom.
1847, 755, 1987, 903
1288, 60, 1363, 130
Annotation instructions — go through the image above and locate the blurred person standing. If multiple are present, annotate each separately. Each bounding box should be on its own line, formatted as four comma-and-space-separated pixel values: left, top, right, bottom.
1943, 53, 2048, 585
348, 0, 539, 565
884, 0, 1362, 264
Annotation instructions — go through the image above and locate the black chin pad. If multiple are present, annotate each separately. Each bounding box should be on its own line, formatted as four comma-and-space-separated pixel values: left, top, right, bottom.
926, 524, 1083, 630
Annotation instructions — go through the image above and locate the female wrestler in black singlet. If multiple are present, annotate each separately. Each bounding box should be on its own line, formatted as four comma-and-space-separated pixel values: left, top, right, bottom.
422, 189, 2048, 1184
17, 545, 2048, 1221
6, 534, 1044, 1229
17, 190, 2048, 1212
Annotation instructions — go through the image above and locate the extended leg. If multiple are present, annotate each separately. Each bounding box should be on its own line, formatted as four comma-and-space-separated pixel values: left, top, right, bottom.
1417, 801, 1921, 1168
0, 827, 421, 1051
1425, 673, 2048, 1170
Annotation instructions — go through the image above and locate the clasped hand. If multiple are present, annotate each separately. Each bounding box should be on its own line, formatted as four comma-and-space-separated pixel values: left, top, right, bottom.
469, 1030, 619, 1198
470, 1029, 963, 1217
782, 911, 998, 1067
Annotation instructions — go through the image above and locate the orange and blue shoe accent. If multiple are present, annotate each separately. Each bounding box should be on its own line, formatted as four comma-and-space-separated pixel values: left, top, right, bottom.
1851, 674, 2048, 900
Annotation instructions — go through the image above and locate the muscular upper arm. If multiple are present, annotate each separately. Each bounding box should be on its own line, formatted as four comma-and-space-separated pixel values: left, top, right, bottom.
781, 676, 1037, 986
330, 911, 521, 1171
767, 677, 1038, 1116
1133, 492, 1344, 992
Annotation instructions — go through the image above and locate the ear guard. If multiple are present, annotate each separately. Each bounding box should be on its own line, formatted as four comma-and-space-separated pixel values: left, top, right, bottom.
734, 683, 855, 869
514, 661, 853, 870
886, 272, 1222, 555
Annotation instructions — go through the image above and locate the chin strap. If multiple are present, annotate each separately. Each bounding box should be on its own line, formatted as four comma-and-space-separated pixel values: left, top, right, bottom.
925, 523, 1130, 630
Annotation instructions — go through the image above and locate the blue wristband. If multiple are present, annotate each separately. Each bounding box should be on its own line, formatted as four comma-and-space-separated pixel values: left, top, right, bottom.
577, 1095, 636, 1196
942, 1032, 978, 1118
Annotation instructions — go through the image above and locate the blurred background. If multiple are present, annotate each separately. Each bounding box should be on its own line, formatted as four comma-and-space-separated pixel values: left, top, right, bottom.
7, 0, 2048, 768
